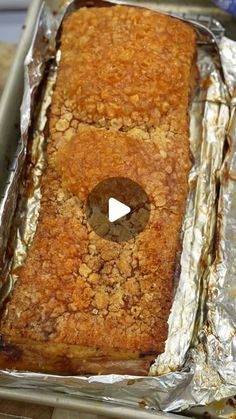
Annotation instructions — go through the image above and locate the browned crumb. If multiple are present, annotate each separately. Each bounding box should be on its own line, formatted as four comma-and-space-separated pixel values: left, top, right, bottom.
55, 124, 190, 203
52, 5, 196, 133
0, 5, 196, 375
0, 124, 190, 363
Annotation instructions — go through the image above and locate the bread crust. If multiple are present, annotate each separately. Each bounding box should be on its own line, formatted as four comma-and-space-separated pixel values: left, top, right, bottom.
0, 6, 197, 375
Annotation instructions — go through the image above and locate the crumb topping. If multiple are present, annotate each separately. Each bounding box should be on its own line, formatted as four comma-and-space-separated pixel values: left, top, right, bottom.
1, 6, 196, 364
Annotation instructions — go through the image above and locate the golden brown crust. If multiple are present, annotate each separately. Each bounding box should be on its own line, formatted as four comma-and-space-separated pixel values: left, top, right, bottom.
0, 5, 196, 374
55, 125, 190, 203
53, 6, 196, 133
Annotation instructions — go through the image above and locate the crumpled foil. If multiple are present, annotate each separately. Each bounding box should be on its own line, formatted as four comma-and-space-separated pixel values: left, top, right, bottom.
0, 0, 236, 413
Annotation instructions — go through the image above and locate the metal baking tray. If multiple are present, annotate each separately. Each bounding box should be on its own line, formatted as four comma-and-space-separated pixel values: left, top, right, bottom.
0, 0, 42, 199
0, 1, 236, 418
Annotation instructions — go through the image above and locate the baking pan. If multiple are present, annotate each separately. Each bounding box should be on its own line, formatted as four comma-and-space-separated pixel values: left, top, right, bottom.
0, 1, 236, 418
0, 0, 42, 272
0, 387, 187, 419
0, 0, 42, 198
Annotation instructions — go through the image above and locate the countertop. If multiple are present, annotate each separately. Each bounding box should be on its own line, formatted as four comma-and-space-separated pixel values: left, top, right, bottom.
0, 42, 16, 97
0, 8, 26, 96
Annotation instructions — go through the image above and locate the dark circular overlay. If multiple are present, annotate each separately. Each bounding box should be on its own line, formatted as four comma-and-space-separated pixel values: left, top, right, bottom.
85, 177, 150, 243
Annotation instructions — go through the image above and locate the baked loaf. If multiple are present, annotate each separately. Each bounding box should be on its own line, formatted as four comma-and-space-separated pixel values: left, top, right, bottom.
0, 5, 196, 374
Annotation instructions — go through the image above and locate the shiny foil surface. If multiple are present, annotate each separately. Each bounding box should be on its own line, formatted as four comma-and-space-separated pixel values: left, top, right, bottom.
0, 0, 236, 413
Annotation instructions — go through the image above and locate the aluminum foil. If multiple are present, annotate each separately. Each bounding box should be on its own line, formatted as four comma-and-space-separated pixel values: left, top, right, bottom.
0, 0, 236, 413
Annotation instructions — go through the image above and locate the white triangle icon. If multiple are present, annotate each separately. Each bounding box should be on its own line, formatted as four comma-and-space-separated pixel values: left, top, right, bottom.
108, 197, 131, 223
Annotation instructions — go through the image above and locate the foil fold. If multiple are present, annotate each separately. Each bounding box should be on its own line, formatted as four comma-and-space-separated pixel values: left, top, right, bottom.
0, 0, 236, 413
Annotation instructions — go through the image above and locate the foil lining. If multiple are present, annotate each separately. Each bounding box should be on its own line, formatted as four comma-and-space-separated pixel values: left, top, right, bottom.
0, 0, 236, 413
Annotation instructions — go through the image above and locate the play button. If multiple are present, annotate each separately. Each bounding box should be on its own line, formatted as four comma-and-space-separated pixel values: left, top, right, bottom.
85, 177, 150, 242
108, 198, 131, 223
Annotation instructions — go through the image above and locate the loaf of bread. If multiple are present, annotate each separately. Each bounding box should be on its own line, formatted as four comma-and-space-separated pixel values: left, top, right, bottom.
0, 5, 196, 375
